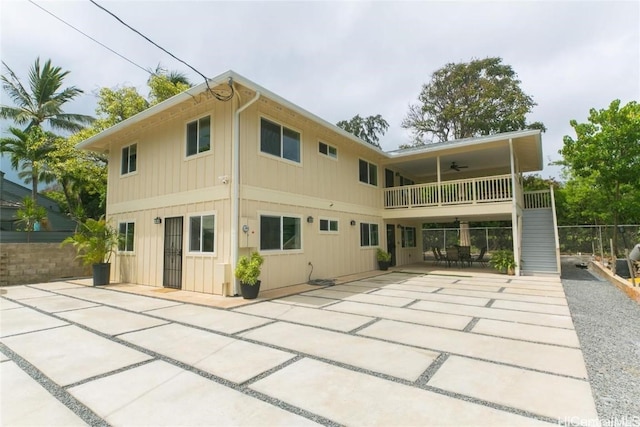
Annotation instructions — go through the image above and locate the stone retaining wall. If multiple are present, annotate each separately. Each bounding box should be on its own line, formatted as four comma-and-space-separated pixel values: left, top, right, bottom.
0, 243, 90, 286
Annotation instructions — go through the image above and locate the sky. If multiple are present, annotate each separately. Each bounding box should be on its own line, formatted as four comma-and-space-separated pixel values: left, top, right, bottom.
1, 0, 639, 186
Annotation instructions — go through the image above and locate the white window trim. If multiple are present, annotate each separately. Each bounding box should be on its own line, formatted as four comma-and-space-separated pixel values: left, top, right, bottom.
359, 221, 380, 248
184, 114, 212, 160
186, 210, 217, 256
120, 142, 138, 177
319, 217, 339, 234
117, 219, 136, 254
318, 141, 338, 161
358, 158, 378, 187
258, 115, 303, 167
258, 210, 304, 254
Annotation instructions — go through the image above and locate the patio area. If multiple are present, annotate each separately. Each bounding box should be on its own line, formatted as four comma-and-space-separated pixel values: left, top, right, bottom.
1, 270, 598, 426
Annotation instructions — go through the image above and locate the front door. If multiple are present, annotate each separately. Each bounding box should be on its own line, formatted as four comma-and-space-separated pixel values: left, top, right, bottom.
386, 224, 396, 267
163, 216, 183, 289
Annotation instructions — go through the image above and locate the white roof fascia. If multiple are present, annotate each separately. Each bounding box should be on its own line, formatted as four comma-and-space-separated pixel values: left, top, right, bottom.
386, 129, 542, 159
76, 70, 385, 156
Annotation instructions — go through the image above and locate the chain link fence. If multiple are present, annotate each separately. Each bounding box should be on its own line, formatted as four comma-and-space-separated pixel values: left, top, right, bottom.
557, 225, 639, 256
423, 227, 513, 253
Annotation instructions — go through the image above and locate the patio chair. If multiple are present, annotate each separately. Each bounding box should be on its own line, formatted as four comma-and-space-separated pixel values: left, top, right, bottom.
445, 246, 460, 267
458, 246, 471, 267
472, 247, 488, 268
436, 247, 446, 265
432, 247, 444, 265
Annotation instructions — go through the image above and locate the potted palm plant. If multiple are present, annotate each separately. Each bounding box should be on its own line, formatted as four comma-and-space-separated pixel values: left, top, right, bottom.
489, 250, 517, 275
61, 217, 119, 286
376, 248, 392, 271
235, 251, 264, 299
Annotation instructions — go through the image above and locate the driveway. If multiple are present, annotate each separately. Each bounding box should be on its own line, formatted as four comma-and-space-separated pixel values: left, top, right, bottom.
1, 271, 598, 426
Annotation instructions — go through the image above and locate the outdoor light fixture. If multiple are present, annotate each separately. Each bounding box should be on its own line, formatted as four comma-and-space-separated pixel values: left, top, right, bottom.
397, 224, 403, 229
350, 220, 356, 226
307, 216, 314, 223
154, 217, 162, 224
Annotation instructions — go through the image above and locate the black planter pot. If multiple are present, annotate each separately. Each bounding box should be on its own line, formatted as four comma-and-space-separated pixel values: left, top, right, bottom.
378, 260, 390, 271
240, 280, 261, 299
92, 263, 111, 286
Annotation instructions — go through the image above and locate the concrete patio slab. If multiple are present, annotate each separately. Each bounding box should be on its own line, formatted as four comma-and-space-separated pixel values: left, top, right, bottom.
274, 294, 339, 307
472, 318, 581, 347
372, 288, 491, 306
503, 288, 567, 297
145, 304, 271, 334
327, 284, 380, 293
250, 358, 552, 426
16, 295, 98, 313
390, 282, 503, 293
338, 280, 384, 289
428, 356, 598, 421
1, 361, 86, 426
2, 325, 151, 386
233, 301, 374, 332
304, 289, 415, 307
0, 298, 23, 310
120, 323, 294, 384
439, 288, 567, 305
57, 306, 169, 336
411, 300, 575, 329
69, 360, 317, 426
0, 307, 68, 337
359, 319, 588, 378
29, 282, 87, 291
492, 300, 571, 316
0, 286, 54, 300
0, 353, 8, 362
241, 321, 439, 381
55, 287, 183, 312
326, 300, 472, 330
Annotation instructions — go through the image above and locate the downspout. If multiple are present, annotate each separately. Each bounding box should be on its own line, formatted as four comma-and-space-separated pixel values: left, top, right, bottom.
231, 89, 261, 295
509, 138, 521, 275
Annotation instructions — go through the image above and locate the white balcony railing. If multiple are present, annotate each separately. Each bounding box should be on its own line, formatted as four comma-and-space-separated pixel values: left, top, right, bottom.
384, 174, 513, 209
523, 190, 552, 209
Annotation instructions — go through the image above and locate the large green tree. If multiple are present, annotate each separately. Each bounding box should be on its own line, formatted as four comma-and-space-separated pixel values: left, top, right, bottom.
1, 58, 93, 132
559, 99, 640, 253
337, 114, 389, 148
147, 66, 192, 105
402, 57, 544, 145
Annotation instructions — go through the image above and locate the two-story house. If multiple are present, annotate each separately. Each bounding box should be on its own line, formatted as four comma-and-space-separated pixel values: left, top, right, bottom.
78, 71, 560, 295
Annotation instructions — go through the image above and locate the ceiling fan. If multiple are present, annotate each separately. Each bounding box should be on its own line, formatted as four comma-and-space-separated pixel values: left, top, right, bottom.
450, 161, 469, 172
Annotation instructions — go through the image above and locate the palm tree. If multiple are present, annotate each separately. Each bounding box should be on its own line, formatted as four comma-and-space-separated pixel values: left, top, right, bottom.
1, 58, 94, 132
147, 65, 193, 104
0, 127, 55, 200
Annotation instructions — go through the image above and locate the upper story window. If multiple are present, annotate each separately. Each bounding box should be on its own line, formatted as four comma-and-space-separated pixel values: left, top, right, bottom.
260, 118, 300, 163
319, 218, 339, 233
318, 141, 337, 159
189, 214, 215, 253
260, 214, 301, 251
118, 222, 135, 252
360, 222, 379, 247
186, 116, 211, 157
359, 159, 378, 186
401, 226, 417, 248
121, 143, 137, 175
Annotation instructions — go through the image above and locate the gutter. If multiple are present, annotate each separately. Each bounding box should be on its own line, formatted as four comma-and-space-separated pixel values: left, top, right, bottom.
231, 89, 261, 295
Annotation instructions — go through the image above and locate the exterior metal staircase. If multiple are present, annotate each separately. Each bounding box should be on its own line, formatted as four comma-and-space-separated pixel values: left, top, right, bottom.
521, 190, 561, 275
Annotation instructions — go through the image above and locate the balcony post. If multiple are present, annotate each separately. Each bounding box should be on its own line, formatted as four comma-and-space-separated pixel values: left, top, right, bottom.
509, 138, 521, 276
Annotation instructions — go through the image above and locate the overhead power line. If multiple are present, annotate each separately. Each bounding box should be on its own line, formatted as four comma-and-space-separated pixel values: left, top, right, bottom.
27, 0, 151, 76
88, 0, 233, 101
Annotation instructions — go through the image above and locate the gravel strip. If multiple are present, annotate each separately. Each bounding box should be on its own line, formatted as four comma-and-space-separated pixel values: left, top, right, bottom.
561, 256, 640, 426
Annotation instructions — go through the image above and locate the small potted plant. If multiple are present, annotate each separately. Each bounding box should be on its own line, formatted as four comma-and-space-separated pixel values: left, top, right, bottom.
376, 248, 392, 271
61, 216, 119, 286
235, 251, 264, 299
489, 249, 517, 275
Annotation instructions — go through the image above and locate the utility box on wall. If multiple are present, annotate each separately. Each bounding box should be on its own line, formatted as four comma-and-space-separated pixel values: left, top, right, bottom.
239, 218, 258, 248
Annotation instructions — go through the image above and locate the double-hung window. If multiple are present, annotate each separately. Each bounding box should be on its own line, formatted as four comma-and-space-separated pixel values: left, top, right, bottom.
401, 226, 417, 248
360, 222, 379, 247
319, 218, 339, 233
359, 159, 377, 186
260, 118, 300, 163
318, 141, 337, 159
118, 222, 135, 252
121, 144, 137, 175
186, 116, 211, 156
189, 214, 215, 253
260, 215, 301, 251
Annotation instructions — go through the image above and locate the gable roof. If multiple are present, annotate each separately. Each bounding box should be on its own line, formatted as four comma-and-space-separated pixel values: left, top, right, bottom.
77, 70, 543, 172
